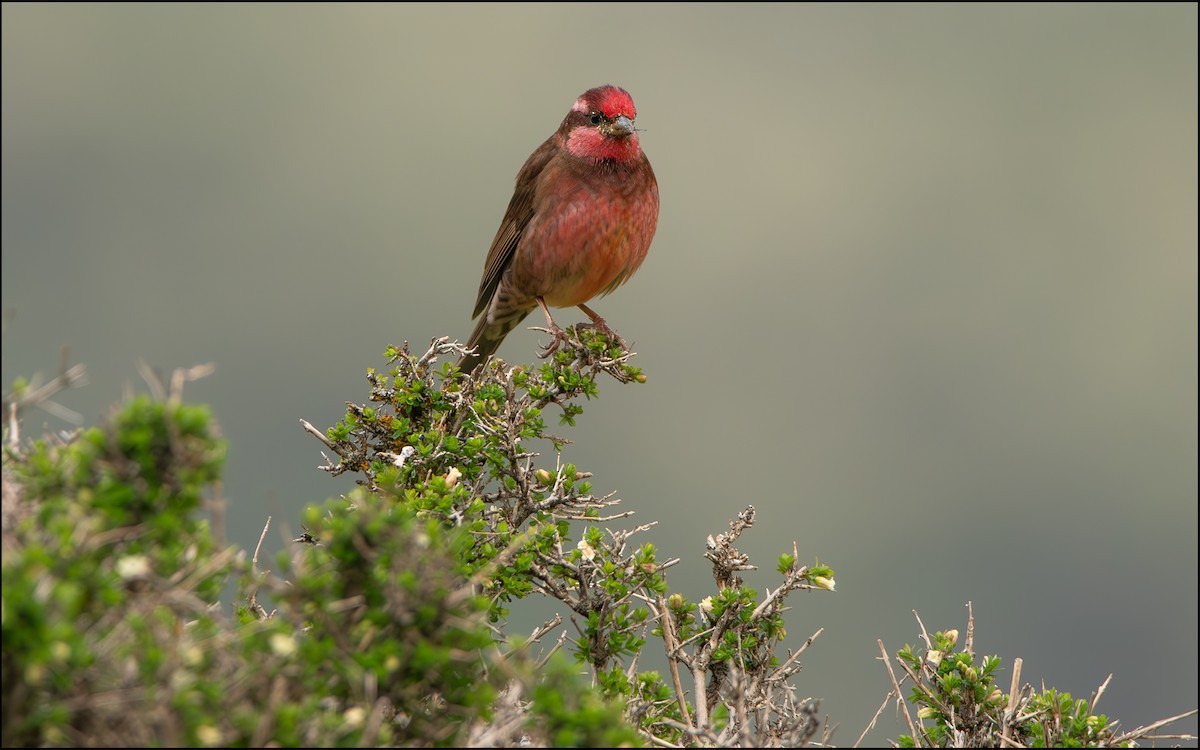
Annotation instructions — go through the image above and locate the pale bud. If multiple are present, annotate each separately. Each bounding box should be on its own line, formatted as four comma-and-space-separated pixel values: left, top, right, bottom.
196, 725, 223, 746
344, 706, 366, 729
116, 555, 151, 581
269, 632, 298, 657
812, 576, 836, 592
183, 645, 204, 667
382, 445, 415, 468
50, 641, 70, 663
576, 539, 596, 561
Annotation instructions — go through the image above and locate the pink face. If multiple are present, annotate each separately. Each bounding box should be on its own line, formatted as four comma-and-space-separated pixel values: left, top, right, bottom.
566, 86, 643, 162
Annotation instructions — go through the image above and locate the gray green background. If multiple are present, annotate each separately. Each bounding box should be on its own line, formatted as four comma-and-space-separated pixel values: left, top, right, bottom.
3, 4, 1196, 745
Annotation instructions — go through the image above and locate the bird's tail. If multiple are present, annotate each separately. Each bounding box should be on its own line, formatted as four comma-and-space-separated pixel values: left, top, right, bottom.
457, 307, 533, 374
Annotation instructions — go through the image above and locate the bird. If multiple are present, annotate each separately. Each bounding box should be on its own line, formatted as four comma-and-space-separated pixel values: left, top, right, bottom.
457, 84, 659, 374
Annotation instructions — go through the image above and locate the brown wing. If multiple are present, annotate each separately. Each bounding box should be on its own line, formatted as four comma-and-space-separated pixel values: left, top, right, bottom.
472, 136, 558, 319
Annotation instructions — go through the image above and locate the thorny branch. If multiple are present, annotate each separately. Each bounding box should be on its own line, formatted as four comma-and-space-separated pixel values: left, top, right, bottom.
298, 336, 836, 747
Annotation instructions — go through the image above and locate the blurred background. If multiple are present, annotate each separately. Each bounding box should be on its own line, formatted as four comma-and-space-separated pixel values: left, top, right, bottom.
3, 4, 1195, 745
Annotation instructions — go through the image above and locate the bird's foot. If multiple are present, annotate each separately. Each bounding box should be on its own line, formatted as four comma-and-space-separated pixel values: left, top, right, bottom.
535, 322, 572, 360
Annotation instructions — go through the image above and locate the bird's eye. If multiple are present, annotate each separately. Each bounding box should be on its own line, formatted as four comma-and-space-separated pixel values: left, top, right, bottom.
589, 112, 603, 125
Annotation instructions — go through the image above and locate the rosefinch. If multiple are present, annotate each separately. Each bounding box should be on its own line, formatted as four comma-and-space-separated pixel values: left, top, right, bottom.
457, 85, 659, 373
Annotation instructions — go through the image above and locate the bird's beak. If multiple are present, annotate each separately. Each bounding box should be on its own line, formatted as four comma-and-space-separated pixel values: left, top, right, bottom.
605, 115, 635, 138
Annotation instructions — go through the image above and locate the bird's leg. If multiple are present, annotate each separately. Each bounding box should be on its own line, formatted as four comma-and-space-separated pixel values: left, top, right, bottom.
575, 303, 628, 349
535, 297, 571, 359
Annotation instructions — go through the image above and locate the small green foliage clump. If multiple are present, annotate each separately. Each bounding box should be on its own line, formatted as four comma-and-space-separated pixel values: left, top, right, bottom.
2, 395, 231, 746
885, 612, 1185, 748
255, 494, 500, 747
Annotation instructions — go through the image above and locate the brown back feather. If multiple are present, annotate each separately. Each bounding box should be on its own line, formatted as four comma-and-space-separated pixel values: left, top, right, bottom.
471, 136, 558, 319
